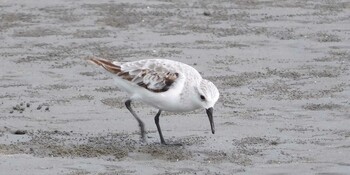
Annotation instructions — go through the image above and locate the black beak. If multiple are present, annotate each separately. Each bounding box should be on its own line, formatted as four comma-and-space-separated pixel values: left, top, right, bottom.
206, 107, 215, 134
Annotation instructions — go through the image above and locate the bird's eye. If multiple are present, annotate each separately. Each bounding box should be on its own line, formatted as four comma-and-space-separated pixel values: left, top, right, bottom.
200, 95, 206, 101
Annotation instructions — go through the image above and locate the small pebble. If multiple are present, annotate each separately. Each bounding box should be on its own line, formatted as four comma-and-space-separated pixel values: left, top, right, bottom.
45, 106, 50, 111
26, 103, 30, 108
14, 130, 27, 135
37, 105, 42, 110
203, 11, 211, 16
270, 141, 278, 145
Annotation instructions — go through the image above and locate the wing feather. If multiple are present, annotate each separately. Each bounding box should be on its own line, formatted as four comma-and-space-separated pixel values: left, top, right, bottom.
88, 57, 179, 93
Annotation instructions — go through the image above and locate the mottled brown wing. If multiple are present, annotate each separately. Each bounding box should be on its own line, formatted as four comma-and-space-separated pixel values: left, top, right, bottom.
88, 58, 179, 93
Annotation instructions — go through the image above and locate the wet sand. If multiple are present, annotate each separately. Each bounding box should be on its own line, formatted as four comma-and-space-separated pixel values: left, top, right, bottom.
1, 0, 350, 174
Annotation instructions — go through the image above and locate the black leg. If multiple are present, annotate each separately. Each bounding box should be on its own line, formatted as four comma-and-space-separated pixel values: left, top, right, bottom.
154, 110, 166, 144
125, 100, 146, 142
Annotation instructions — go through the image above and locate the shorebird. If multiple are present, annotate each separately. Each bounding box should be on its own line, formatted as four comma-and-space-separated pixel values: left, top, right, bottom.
88, 57, 220, 145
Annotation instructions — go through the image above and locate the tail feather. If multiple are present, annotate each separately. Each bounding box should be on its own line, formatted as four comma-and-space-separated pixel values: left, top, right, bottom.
88, 57, 121, 74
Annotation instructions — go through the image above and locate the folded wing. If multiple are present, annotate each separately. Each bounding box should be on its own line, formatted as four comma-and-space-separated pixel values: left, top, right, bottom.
88, 57, 179, 93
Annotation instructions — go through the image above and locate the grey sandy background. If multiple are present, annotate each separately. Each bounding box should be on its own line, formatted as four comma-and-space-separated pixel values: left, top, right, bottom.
1, 0, 350, 174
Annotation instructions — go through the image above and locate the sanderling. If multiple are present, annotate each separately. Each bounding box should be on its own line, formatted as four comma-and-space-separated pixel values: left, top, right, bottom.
88, 57, 220, 145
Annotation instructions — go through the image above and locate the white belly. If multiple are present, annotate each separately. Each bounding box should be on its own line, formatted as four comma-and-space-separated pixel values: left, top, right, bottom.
136, 86, 200, 112
114, 77, 200, 112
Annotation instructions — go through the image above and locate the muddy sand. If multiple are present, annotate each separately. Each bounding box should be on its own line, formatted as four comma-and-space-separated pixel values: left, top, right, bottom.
1, 0, 350, 174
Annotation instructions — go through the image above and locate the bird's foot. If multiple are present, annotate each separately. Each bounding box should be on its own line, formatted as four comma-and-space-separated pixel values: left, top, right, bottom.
139, 135, 148, 144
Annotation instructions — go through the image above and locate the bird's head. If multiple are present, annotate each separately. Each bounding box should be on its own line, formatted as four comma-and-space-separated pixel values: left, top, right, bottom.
195, 79, 220, 134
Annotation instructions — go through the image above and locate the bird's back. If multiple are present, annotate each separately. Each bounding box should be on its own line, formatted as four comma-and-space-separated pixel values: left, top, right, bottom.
116, 59, 202, 80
